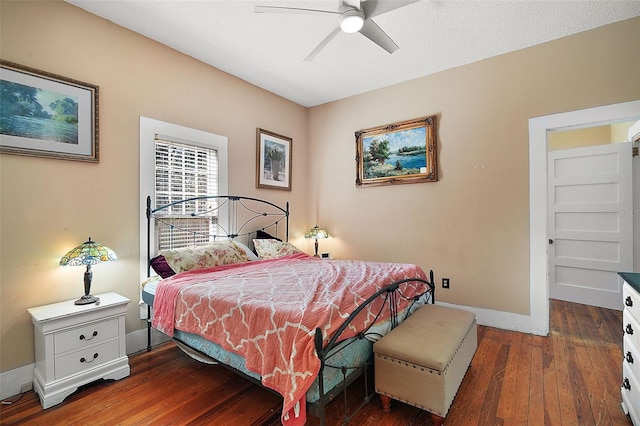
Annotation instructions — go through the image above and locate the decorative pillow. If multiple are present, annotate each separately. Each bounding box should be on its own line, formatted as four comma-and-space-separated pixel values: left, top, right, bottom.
150, 255, 176, 278
232, 240, 259, 261
252, 239, 303, 260
160, 240, 250, 274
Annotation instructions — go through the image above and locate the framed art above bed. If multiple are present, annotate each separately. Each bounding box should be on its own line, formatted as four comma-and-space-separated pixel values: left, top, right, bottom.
356, 115, 437, 187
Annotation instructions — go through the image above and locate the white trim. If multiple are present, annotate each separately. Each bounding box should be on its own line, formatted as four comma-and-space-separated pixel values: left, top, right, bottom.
436, 302, 534, 334
139, 116, 229, 283
529, 100, 640, 335
0, 364, 33, 401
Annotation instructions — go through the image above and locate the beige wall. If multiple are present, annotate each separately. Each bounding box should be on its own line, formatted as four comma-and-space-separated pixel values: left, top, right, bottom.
548, 121, 635, 150
307, 17, 640, 314
1, 0, 639, 375
0, 1, 309, 372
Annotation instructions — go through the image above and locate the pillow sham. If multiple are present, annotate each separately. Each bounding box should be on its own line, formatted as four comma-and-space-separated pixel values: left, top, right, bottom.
160, 240, 250, 274
232, 240, 259, 261
252, 238, 303, 260
150, 255, 176, 278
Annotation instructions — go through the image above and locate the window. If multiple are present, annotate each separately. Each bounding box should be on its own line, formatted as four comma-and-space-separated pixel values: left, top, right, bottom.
154, 136, 219, 250
139, 117, 228, 280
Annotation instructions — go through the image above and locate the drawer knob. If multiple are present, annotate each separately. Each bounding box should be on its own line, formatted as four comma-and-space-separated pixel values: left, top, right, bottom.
80, 353, 99, 363
79, 331, 98, 341
627, 351, 635, 364
626, 324, 634, 335
626, 296, 634, 307
623, 377, 631, 391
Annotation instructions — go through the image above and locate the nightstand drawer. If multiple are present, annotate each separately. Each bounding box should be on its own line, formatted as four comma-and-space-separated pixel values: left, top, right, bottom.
54, 318, 119, 355
54, 340, 120, 379
624, 283, 640, 323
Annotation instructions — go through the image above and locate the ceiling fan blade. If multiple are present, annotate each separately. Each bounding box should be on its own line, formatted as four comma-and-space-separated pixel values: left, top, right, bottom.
255, 5, 339, 16
361, 0, 421, 19
304, 26, 342, 62
359, 19, 398, 54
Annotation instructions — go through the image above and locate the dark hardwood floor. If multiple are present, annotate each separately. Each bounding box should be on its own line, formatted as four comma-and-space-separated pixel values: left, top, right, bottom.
0, 299, 629, 425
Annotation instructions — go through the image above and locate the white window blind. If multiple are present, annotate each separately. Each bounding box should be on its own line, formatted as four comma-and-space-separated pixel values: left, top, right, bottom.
154, 136, 219, 250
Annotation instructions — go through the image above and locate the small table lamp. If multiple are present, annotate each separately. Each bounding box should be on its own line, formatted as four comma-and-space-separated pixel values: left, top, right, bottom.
304, 225, 330, 257
60, 237, 117, 305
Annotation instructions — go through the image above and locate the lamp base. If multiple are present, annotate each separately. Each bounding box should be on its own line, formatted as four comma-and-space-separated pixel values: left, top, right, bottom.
75, 294, 100, 305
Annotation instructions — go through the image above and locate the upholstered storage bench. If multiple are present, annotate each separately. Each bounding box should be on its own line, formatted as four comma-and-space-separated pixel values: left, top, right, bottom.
373, 304, 477, 425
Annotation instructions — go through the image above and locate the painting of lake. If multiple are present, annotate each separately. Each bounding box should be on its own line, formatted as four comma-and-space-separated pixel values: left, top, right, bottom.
0, 80, 78, 145
363, 126, 427, 179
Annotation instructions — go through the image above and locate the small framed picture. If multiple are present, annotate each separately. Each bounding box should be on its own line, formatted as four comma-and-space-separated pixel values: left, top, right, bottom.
256, 128, 292, 191
0, 60, 99, 162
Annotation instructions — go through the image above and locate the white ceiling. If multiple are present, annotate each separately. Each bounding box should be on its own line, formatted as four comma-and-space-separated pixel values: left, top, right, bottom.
66, 0, 640, 107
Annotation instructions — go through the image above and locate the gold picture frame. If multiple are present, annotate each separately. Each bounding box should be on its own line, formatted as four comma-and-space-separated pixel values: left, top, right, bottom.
356, 115, 437, 187
0, 60, 99, 162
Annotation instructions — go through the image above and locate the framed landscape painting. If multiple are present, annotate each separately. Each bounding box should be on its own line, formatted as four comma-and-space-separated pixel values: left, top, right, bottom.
355, 115, 437, 187
0, 60, 99, 162
256, 128, 292, 191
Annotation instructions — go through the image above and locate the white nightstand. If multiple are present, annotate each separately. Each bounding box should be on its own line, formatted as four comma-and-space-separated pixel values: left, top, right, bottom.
27, 292, 130, 409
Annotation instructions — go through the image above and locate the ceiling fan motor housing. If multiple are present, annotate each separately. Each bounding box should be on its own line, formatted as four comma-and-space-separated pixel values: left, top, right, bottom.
339, 8, 365, 33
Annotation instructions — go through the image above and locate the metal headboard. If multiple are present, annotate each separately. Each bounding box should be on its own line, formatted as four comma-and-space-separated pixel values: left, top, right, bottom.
145, 195, 289, 277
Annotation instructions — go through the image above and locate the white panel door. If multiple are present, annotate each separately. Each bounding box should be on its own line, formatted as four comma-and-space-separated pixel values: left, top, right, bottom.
548, 142, 633, 310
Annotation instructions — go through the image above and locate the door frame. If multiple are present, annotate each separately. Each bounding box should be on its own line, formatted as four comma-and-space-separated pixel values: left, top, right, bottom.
529, 100, 640, 335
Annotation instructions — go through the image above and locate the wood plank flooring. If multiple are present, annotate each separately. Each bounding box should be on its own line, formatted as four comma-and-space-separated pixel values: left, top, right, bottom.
0, 299, 629, 425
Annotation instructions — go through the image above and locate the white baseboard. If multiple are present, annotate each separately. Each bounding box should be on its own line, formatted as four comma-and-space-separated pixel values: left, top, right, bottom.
125, 326, 171, 355
436, 301, 547, 336
0, 364, 34, 402
1, 307, 542, 401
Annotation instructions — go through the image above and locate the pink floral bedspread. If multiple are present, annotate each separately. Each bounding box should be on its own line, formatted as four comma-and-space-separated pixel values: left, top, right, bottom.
152, 253, 429, 425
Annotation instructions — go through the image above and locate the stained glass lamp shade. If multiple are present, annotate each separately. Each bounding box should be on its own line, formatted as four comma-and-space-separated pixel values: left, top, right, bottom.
304, 225, 330, 257
60, 237, 118, 305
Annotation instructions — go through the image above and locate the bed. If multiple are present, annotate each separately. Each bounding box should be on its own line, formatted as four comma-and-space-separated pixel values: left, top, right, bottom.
142, 195, 435, 425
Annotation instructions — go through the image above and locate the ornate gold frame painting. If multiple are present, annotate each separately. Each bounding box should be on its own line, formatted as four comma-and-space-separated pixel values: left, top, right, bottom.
356, 115, 437, 187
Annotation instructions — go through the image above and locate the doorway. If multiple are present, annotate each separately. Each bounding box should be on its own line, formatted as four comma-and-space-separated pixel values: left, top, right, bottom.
529, 100, 640, 335
547, 139, 633, 310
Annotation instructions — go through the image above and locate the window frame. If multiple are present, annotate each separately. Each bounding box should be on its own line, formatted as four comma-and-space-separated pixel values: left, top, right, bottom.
139, 116, 228, 282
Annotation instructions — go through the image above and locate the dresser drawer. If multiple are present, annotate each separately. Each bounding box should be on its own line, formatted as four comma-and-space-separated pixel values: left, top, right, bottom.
624, 309, 640, 353
624, 336, 640, 382
54, 340, 120, 379
624, 282, 640, 323
54, 318, 118, 355
623, 362, 640, 425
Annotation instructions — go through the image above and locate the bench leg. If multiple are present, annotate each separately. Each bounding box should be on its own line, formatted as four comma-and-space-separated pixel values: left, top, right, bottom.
379, 394, 392, 413
430, 412, 445, 426
379, 394, 446, 425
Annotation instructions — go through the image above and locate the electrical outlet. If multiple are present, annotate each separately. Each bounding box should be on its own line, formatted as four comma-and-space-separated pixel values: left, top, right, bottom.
442, 278, 450, 289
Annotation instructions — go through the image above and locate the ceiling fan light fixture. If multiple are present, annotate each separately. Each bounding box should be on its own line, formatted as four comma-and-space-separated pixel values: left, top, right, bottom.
339, 9, 364, 33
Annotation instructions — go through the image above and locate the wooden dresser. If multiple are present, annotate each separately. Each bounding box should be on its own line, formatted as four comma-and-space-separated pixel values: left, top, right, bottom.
621, 272, 640, 426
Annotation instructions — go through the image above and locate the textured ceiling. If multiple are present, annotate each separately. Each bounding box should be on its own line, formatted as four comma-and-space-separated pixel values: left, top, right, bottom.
66, 0, 640, 107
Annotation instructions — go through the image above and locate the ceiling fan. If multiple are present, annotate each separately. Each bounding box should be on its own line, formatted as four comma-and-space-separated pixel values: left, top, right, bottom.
255, 0, 421, 61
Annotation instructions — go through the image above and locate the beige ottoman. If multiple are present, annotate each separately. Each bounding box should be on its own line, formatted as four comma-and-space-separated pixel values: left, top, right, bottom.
373, 304, 477, 425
